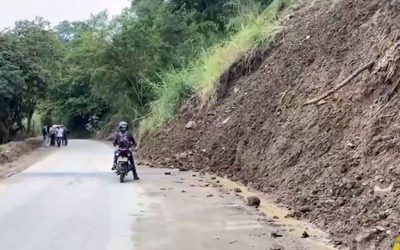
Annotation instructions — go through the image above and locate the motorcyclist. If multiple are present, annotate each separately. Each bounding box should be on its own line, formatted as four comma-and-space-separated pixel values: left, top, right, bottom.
112, 121, 139, 180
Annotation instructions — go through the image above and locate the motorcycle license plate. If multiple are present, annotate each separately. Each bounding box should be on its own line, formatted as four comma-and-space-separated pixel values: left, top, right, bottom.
119, 157, 129, 162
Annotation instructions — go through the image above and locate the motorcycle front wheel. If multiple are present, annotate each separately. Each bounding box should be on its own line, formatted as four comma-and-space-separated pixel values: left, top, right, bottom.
118, 162, 128, 183
119, 172, 125, 183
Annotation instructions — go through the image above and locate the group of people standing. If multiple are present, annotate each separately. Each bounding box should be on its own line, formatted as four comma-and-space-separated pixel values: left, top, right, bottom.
42, 124, 69, 148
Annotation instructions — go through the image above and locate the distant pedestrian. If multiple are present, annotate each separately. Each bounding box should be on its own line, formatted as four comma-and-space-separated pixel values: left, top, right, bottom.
42, 125, 48, 146
62, 125, 69, 146
49, 125, 56, 146
56, 125, 64, 148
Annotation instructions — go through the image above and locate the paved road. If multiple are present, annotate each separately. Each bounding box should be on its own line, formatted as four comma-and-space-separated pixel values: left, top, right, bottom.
0, 140, 329, 250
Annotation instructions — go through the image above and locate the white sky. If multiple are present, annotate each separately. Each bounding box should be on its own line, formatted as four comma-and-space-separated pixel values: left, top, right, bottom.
0, 0, 130, 29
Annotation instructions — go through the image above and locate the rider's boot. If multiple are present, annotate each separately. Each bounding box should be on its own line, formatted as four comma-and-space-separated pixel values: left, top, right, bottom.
131, 165, 140, 180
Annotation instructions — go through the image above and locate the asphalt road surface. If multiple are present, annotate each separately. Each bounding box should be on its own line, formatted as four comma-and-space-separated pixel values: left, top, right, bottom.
0, 140, 333, 250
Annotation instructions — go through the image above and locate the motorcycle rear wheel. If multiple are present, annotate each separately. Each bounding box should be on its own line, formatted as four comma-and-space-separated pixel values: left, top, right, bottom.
119, 173, 125, 183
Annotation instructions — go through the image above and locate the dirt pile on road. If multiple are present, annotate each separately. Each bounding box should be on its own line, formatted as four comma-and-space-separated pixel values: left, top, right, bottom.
140, 0, 400, 248
0, 138, 42, 165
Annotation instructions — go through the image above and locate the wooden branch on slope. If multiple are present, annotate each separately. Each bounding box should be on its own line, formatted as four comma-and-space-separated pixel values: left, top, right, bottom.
303, 61, 374, 106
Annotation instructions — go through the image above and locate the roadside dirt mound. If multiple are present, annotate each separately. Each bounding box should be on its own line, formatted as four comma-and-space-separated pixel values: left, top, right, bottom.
0, 138, 42, 165
140, 0, 400, 248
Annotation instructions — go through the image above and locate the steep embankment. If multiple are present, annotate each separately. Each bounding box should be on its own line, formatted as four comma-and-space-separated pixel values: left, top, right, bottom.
140, 0, 400, 248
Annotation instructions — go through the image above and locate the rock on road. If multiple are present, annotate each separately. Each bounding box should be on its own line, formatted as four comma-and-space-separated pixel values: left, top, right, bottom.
0, 140, 329, 250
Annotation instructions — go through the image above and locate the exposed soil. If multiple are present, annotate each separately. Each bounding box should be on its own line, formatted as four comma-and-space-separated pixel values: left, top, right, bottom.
0, 137, 44, 179
140, 0, 400, 249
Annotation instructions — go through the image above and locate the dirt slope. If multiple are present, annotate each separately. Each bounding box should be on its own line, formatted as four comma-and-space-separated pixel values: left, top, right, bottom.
0, 138, 42, 165
140, 0, 400, 248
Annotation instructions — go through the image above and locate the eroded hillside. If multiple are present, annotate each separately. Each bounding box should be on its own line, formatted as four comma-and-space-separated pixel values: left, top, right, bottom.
140, 0, 400, 248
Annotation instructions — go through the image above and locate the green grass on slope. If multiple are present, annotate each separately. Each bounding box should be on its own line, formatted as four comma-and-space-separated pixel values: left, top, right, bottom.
139, 0, 292, 137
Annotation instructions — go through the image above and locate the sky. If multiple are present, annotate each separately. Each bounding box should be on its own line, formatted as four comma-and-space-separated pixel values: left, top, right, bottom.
0, 0, 130, 29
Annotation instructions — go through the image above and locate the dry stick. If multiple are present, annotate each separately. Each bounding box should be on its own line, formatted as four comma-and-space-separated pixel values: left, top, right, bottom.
279, 87, 291, 106
386, 78, 400, 102
303, 61, 375, 106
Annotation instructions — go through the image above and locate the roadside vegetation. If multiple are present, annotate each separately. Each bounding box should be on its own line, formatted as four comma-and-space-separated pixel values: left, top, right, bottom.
0, 0, 292, 143
140, 0, 291, 136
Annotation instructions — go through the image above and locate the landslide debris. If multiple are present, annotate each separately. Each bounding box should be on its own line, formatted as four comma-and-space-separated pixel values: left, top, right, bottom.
140, 0, 400, 248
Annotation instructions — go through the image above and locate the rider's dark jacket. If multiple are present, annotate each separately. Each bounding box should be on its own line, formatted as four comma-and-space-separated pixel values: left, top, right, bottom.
113, 131, 136, 148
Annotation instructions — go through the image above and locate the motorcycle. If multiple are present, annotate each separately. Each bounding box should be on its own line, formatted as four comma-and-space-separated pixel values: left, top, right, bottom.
115, 147, 132, 183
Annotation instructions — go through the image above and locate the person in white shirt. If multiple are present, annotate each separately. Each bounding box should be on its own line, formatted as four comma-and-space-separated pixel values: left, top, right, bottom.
56, 126, 64, 148
49, 125, 56, 146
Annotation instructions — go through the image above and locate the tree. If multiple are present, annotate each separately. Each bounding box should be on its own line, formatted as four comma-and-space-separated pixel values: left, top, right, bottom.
0, 33, 46, 142
10, 17, 63, 133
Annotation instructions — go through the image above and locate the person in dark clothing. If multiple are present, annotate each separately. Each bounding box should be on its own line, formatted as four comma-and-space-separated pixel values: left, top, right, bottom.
61, 125, 69, 146
42, 125, 48, 145
49, 125, 56, 146
112, 121, 139, 180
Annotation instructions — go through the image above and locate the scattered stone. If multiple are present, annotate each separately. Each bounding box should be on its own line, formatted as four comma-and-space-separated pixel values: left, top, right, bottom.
222, 117, 231, 124
299, 206, 311, 213
378, 211, 390, 220
207, 194, 213, 198
301, 231, 309, 238
336, 197, 346, 206
234, 187, 242, 193
181, 190, 186, 193
228, 240, 238, 244
270, 244, 284, 250
178, 167, 189, 171
355, 229, 374, 243
185, 120, 197, 129
374, 183, 394, 195
216, 180, 220, 183
247, 196, 261, 207
160, 188, 166, 191
284, 212, 296, 218
176, 152, 190, 159
164, 172, 172, 175
192, 174, 197, 177
214, 235, 220, 240
210, 176, 217, 180
347, 142, 356, 148
375, 226, 385, 232
333, 240, 343, 246
271, 231, 283, 238
273, 216, 280, 219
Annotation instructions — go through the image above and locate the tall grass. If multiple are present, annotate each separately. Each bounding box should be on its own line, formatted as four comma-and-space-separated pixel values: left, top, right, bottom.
139, 0, 292, 136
